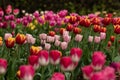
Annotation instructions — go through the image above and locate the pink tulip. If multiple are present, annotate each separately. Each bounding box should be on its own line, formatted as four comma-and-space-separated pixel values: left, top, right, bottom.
60, 42, 68, 50
54, 35, 60, 40
44, 43, 51, 50
102, 66, 116, 80
46, 36, 55, 43
19, 65, 35, 80
0, 11, 4, 17
70, 47, 83, 62
38, 50, 49, 66
51, 72, 65, 80
54, 40, 61, 47
63, 35, 71, 43
81, 65, 94, 80
88, 36, 93, 42
28, 55, 39, 70
110, 62, 120, 74
90, 71, 107, 80
100, 32, 106, 40
94, 36, 101, 43
13, 9, 20, 15
49, 50, 62, 65
5, 5, 12, 14
33, 11, 40, 18
39, 33, 47, 40
63, 31, 69, 36
10, 21, 16, 29
92, 51, 106, 70
0, 58, 7, 75
26, 34, 36, 44
4, 33, 12, 40
75, 34, 83, 42
60, 56, 75, 71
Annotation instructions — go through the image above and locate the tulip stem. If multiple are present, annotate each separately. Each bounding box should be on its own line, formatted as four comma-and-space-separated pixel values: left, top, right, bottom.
70, 71, 74, 80
41, 67, 45, 80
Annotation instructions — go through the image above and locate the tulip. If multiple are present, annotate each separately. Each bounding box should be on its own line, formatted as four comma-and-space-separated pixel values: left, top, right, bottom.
102, 17, 112, 25
91, 17, 100, 25
38, 50, 49, 66
100, 32, 106, 40
54, 35, 60, 40
51, 72, 65, 80
49, 31, 56, 37
49, 20, 56, 26
19, 65, 35, 80
110, 36, 115, 42
44, 43, 51, 50
94, 36, 101, 43
70, 47, 83, 62
39, 33, 47, 40
66, 24, 73, 31
88, 36, 93, 42
10, 21, 16, 29
9, 14, 15, 20
114, 25, 120, 34
4, 33, 12, 40
63, 35, 71, 43
46, 36, 55, 43
58, 10, 68, 18
30, 46, 41, 55
26, 34, 36, 44
100, 27, 107, 33
60, 56, 75, 71
5, 37, 15, 48
75, 34, 83, 42
62, 31, 69, 36
54, 40, 61, 47
49, 50, 62, 65
107, 41, 112, 47
40, 40, 46, 45
60, 42, 68, 50
5, 5, 12, 14
59, 28, 66, 35
0, 11, 4, 17
33, 11, 39, 18
110, 62, 120, 74
2, 21, 8, 28
91, 51, 106, 70
81, 65, 94, 80
69, 16, 77, 24
16, 33, 26, 45
28, 55, 39, 70
0, 37, 3, 46
93, 25, 100, 32
83, 18, 91, 27
0, 58, 7, 75
73, 27, 82, 34
13, 9, 20, 15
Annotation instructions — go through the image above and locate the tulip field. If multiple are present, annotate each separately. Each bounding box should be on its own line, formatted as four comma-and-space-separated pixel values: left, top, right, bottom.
0, 5, 120, 80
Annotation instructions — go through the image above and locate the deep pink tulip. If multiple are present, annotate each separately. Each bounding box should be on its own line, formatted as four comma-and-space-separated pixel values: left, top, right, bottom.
92, 51, 106, 70
51, 72, 65, 80
0, 58, 7, 75
49, 50, 62, 65
10, 21, 16, 29
38, 50, 49, 66
33, 11, 40, 18
19, 65, 35, 80
0, 11, 4, 17
28, 55, 39, 70
82, 65, 94, 80
70, 47, 83, 62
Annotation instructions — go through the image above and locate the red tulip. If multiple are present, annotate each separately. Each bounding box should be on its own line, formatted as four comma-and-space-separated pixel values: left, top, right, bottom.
5, 37, 15, 48
66, 24, 73, 31
19, 65, 35, 80
91, 17, 100, 25
108, 41, 112, 47
59, 28, 66, 35
49, 31, 56, 37
102, 17, 112, 26
93, 25, 100, 32
114, 25, 120, 34
83, 18, 91, 27
30, 46, 41, 55
49, 50, 62, 65
15, 33, 26, 45
0, 58, 7, 75
73, 27, 82, 34
100, 27, 107, 33
69, 16, 77, 24
70, 48, 82, 62
91, 51, 106, 70
38, 50, 49, 66
110, 36, 115, 42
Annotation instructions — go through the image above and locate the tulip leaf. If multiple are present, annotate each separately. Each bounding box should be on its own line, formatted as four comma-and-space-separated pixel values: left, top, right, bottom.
113, 56, 120, 62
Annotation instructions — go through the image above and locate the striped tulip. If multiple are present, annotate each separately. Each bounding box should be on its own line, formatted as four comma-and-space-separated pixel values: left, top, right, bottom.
16, 33, 26, 45
5, 37, 15, 48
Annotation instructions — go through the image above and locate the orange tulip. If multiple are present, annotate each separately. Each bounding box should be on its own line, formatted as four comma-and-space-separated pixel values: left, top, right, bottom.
15, 33, 26, 45
5, 37, 15, 48
0, 37, 3, 46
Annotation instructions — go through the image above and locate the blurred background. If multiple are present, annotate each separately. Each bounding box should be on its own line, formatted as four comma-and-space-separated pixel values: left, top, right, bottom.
0, 0, 120, 15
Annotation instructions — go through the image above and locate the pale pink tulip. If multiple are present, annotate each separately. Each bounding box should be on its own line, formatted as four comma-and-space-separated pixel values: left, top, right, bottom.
45, 43, 51, 50
4, 33, 12, 40
60, 42, 68, 50
88, 36, 93, 42
94, 36, 101, 43
75, 34, 83, 42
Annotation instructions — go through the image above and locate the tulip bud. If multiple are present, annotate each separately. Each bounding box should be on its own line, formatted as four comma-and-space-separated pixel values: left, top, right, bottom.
73, 27, 82, 34
49, 31, 56, 37
19, 65, 35, 80
60, 42, 68, 50
108, 41, 112, 47
75, 34, 83, 42
44, 43, 51, 50
5, 37, 15, 48
0, 58, 7, 75
70, 47, 82, 62
110, 36, 115, 42
81, 65, 94, 80
94, 36, 101, 43
92, 51, 106, 70
28, 55, 39, 70
49, 50, 62, 65
38, 50, 49, 66
51, 72, 65, 80
100, 32, 106, 40
88, 36, 93, 42
54, 40, 61, 47
13, 9, 20, 15
16, 33, 26, 45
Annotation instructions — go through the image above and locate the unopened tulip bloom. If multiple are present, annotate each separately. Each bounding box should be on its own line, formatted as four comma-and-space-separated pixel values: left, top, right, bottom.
49, 31, 56, 37
30, 46, 41, 55
88, 36, 93, 42
4, 33, 12, 40
40, 40, 46, 45
94, 36, 101, 43
28, 55, 39, 70
5, 37, 15, 48
75, 34, 83, 42
39, 33, 47, 40
81, 65, 94, 80
19, 65, 35, 80
73, 27, 82, 34
100, 32, 106, 40
51, 72, 65, 80
16, 33, 26, 45
54, 35, 60, 40
49, 50, 62, 65
38, 50, 49, 66
13, 9, 19, 15
44, 43, 51, 50
70, 47, 83, 62
0, 58, 7, 75
110, 36, 115, 42
63, 35, 71, 43
54, 40, 61, 47
60, 42, 68, 50
10, 21, 16, 29
60, 56, 75, 71
26, 34, 36, 44
46, 36, 55, 43
92, 51, 106, 70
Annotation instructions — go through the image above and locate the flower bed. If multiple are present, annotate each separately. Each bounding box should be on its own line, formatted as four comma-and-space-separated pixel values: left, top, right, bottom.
0, 5, 120, 80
